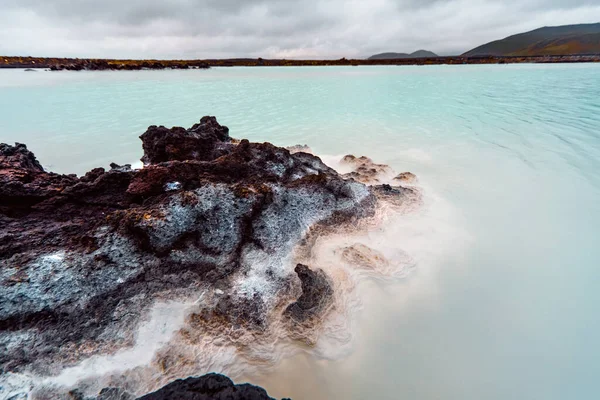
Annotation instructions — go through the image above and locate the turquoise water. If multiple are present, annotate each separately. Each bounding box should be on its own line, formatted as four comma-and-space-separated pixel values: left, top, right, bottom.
1, 65, 600, 399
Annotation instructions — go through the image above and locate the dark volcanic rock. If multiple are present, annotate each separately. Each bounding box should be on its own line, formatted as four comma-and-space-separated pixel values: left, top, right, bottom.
0, 143, 78, 215
0, 116, 390, 376
98, 387, 135, 400
140, 116, 231, 164
133, 374, 282, 400
49, 60, 211, 71
284, 264, 334, 322
0, 142, 44, 172
136, 373, 278, 400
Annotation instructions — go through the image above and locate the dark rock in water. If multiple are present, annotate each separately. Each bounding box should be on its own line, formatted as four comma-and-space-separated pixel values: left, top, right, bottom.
371, 183, 419, 207
49, 60, 210, 71
0, 116, 391, 375
109, 162, 132, 172
284, 264, 333, 322
135, 373, 279, 400
140, 116, 231, 164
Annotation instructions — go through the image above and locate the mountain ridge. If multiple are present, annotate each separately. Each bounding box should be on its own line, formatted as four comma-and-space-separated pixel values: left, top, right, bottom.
463, 23, 600, 56
368, 50, 438, 60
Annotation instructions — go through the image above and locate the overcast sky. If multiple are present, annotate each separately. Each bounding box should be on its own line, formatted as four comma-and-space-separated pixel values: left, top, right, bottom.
1, 0, 600, 59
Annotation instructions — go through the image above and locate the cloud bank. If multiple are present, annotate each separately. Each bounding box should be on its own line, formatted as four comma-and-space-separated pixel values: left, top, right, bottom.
1, 0, 600, 58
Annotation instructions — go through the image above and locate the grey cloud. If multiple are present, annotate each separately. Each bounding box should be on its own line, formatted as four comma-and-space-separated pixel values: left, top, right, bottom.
3, 0, 302, 25
392, 0, 454, 11
5, 0, 228, 25
1, 0, 599, 58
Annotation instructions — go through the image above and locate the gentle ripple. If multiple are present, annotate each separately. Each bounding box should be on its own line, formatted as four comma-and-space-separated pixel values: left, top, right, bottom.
1, 64, 600, 399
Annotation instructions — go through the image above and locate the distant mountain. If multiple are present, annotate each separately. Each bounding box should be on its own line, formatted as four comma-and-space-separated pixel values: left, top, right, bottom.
463, 23, 600, 57
368, 50, 438, 60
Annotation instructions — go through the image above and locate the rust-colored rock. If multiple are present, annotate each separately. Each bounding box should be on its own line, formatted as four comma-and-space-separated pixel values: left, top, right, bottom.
340, 154, 392, 184
0, 116, 387, 377
0, 116, 412, 398
394, 172, 417, 183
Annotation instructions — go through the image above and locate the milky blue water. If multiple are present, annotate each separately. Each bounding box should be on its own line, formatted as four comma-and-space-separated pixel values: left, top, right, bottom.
1, 65, 600, 399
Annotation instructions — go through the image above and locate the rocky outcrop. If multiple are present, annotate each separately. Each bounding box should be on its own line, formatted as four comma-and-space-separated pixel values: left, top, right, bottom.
0, 117, 419, 399
136, 373, 282, 400
0, 143, 78, 216
284, 264, 333, 323
140, 116, 231, 164
393, 172, 417, 183
63, 373, 281, 400
340, 154, 392, 184
0, 116, 409, 381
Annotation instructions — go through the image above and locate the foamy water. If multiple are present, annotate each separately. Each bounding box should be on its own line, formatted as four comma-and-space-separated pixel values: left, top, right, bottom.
33, 156, 425, 399
1, 65, 600, 399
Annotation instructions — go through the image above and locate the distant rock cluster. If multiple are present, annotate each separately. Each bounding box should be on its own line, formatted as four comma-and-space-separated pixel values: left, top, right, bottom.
49, 59, 210, 71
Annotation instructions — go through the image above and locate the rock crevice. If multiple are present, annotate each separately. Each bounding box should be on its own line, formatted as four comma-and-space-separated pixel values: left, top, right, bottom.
0, 116, 415, 398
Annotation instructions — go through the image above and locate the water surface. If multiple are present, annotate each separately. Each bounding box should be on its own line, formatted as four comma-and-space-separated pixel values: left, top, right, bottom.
1, 65, 599, 399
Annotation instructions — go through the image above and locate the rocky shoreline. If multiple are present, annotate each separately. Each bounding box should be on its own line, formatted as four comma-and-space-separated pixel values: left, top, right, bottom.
48, 59, 210, 71
0, 116, 417, 399
2, 54, 600, 70
65, 373, 283, 400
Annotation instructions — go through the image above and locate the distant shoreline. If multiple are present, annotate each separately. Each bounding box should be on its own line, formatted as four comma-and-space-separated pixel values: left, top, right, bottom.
2, 54, 600, 70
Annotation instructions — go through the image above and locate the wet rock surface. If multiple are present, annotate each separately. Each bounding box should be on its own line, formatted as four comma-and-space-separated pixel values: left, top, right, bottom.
284, 264, 333, 322
98, 387, 135, 400
284, 144, 312, 154
135, 373, 281, 400
0, 116, 415, 398
393, 172, 417, 183
340, 154, 392, 184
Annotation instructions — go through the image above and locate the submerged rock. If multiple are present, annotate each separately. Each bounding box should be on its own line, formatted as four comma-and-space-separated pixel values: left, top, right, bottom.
340, 243, 389, 270
393, 172, 417, 183
340, 154, 392, 184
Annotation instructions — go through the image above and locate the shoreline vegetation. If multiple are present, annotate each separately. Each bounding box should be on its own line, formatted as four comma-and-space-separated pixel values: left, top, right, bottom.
2, 54, 600, 70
